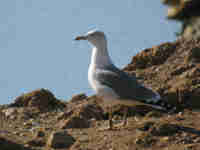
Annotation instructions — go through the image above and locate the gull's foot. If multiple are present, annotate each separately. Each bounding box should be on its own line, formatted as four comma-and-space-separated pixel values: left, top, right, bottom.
97, 119, 113, 131
113, 119, 128, 129
134, 116, 139, 122
98, 125, 121, 131
97, 120, 120, 131
114, 123, 126, 129
97, 126, 113, 131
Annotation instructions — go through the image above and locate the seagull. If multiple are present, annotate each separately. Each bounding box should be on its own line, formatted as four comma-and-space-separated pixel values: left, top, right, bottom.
75, 30, 174, 129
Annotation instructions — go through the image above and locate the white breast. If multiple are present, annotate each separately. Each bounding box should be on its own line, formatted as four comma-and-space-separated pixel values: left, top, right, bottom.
88, 64, 119, 101
88, 64, 96, 91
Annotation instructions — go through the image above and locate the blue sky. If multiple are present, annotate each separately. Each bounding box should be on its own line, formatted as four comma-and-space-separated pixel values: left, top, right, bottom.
0, 0, 180, 104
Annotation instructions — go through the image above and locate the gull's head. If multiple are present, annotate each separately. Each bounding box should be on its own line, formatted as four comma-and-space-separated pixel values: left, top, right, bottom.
75, 30, 107, 47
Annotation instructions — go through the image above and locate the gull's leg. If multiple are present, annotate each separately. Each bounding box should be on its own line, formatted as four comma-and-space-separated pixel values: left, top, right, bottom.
108, 107, 113, 129
122, 107, 128, 126
98, 106, 114, 131
113, 106, 128, 129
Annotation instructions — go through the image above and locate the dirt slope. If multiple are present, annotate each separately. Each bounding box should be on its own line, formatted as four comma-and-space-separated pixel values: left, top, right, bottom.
0, 38, 200, 150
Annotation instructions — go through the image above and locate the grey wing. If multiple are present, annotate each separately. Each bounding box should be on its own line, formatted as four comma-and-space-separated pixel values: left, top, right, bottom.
96, 66, 159, 102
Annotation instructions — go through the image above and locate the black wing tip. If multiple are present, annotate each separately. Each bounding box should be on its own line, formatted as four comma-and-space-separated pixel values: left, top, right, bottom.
143, 97, 177, 113
155, 100, 178, 113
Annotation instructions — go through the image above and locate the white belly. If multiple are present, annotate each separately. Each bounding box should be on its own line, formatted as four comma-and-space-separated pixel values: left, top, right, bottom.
88, 65, 119, 101
88, 65, 96, 91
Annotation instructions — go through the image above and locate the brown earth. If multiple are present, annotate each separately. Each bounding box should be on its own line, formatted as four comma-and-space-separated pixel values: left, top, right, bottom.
0, 38, 200, 150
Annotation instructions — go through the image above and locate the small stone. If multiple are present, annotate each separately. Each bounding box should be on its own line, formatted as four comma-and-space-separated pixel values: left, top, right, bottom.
13, 131, 22, 136
79, 135, 89, 143
47, 130, 75, 148
161, 136, 169, 142
35, 130, 45, 137
23, 121, 33, 127
2, 108, 17, 118
193, 138, 200, 143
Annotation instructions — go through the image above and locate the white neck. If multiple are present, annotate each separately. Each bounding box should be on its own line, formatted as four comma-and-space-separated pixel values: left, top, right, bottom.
90, 45, 112, 68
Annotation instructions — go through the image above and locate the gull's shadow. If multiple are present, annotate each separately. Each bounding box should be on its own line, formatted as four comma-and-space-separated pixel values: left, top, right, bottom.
0, 137, 34, 150
178, 126, 200, 136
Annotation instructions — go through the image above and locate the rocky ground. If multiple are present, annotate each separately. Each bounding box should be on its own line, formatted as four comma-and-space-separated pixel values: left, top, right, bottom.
0, 37, 200, 150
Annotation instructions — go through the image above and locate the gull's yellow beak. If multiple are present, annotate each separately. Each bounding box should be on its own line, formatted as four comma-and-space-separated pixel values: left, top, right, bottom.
74, 36, 87, 41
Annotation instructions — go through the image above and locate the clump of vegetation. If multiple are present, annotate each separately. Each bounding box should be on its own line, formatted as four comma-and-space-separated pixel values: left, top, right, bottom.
162, 0, 200, 39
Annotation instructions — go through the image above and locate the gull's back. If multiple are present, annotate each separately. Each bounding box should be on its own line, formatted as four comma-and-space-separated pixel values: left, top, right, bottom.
94, 64, 160, 102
